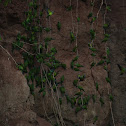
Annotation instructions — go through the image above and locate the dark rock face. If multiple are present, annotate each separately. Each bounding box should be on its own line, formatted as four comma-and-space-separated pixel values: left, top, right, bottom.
107, 0, 126, 125
0, 0, 126, 126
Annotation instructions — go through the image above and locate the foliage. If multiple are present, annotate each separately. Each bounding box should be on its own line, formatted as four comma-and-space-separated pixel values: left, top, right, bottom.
7, 0, 114, 125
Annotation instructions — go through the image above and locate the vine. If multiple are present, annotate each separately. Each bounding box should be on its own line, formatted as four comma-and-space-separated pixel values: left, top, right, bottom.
0, 0, 116, 126
103, 0, 115, 126
11, 0, 66, 125
87, 0, 114, 125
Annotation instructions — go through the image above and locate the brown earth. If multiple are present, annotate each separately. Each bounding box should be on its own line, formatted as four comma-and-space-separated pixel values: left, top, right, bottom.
0, 0, 125, 126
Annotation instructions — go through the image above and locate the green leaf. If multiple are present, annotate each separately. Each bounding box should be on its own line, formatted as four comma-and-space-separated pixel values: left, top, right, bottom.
99, 97, 104, 106
104, 66, 107, 71
78, 86, 84, 91
40, 12, 43, 16
91, 53, 96, 56
70, 97, 76, 108
96, 83, 98, 91
12, 41, 24, 50
24, 60, 28, 67
66, 95, 71, 103
43, 91, 46, 97
73, 79, 78, 87
82, 105, 87, 110
78, 98, 82, 105
61, 63, 66, 69
106, 6, 111, 11
44, 37, 53, 42
120, 68, 126, 75
90, 2, 94, 6
4, 0, 11, 6
53, 85, 56, 92
35, 76, 42, 86
17, 33, 21, 41
0, 35, 2, 40
88, 12, 93, 19
31, 92, 35, 96
106, 77, 111, 84
59, 98, 62, 105
32, 26, 39, 32
91, 62, 96, 68
102, 56, 107, 59
67, 6, 72, 11
103, 23, 109, 28
42, 78, 46, 83
93, 116, 98, 124
109, 94, 113, 101
33, 4, 38, 10
75, 92, 82, 96
57, 22, 61, 31
90, 29, 96, 40
60, 75, 64, 84
39, 45, 43, 53
37, 58, 43, 63
88, 43, 92, 48
78, 75, 85, 81
44, 27, 51, 32
106, 59, 110, 64
74, 68, 80, 71
97, 60, 104, 65
21, 35, 27, 41
53, 63, 60, 69
17, 65, 23, 71
51, 47, 57, 53
106, 47, 110, 56
89, 47, 96, 52
25, 75, 31, 83
77, 17, 80, 22
104, 34, 110, 38
71, 61, 74, 69
102, 37, 108, 42
91, 17, 96, 23
83, 96, 90, 105
117, 64, 126, 75
70, 32, 75, 42
73, 56, 79, 62
39, 88, 45, 93
92, 94, 96, 103
60, 86, 65, 94
73, 46, 77, 52
75, 107, 82, 114
45, 62, 52, 68
75, 63, 83, 68
29, 83, 34, 92
54, 123, 59, 126
29, 2, 34, 7
48, 9, 53, 16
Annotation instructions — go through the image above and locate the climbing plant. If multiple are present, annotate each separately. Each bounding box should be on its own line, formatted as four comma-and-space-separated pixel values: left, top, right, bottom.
0, 0, 116, 126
